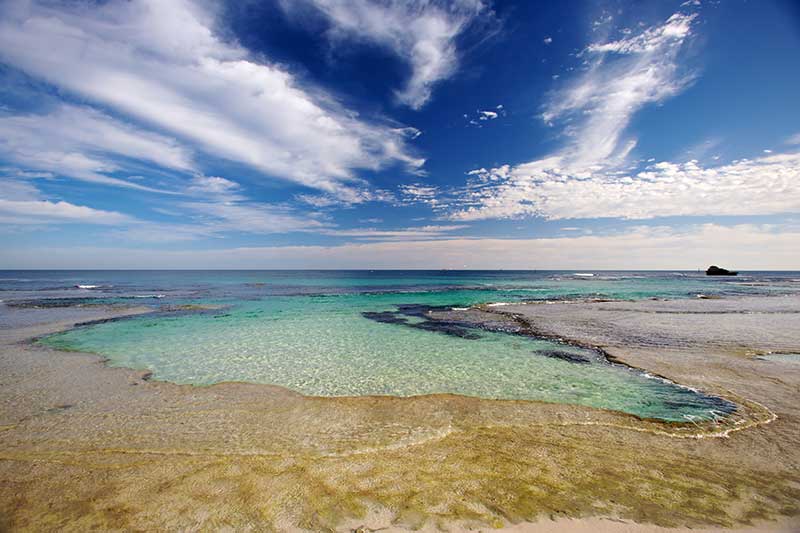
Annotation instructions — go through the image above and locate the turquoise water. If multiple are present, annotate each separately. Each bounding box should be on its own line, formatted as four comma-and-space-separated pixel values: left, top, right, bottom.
8, 270, 799, 421
758, 353, 800, 364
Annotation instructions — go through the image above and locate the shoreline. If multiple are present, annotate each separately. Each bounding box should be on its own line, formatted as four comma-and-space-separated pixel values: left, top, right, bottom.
1, 296, 799, 531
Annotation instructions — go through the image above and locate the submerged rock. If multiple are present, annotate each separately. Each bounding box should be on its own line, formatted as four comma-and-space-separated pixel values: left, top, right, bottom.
361, 311, 408, 325
412, 321, 481, 339
361, 307, 481, 339
538, 349, 592, 364
7, 297, 104, 308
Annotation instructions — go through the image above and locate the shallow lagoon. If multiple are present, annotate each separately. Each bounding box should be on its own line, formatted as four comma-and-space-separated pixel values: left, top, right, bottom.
30, 270, 793, 422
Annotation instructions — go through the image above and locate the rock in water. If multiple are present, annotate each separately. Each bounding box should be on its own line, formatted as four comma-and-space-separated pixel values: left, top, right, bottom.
706, 265, 738, 276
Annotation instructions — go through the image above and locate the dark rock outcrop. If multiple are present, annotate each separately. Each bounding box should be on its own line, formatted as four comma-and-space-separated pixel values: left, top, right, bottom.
706, 265, 738, 276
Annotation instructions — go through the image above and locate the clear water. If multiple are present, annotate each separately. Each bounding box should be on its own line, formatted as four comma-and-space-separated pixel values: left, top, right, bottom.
758, 353, 800, 364
5, 270, 799, 421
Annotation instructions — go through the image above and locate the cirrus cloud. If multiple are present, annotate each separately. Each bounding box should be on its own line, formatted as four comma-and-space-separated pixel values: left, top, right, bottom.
292, 0, 493, 109
0, 0, 423, 198
0, 178, 131, 225
0, 105, 192, 193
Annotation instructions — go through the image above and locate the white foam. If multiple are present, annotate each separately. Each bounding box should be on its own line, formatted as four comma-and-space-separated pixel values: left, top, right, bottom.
572, 273, 594, 277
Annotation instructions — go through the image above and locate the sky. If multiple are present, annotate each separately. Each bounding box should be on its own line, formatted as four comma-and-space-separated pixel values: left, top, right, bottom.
0, 0, 799, 269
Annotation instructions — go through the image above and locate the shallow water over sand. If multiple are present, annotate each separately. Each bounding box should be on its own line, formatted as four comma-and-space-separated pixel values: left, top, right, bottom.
44, 293, 740, 421
16, 270, 793, 421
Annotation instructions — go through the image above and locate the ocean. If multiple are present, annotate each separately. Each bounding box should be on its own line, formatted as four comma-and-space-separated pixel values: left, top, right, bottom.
3, 270, 799, 422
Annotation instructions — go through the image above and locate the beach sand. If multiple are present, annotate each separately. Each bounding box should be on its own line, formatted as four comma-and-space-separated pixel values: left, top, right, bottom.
0, 296, 798, 531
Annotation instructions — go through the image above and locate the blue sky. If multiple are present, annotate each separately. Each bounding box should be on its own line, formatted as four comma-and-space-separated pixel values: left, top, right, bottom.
0, 0, 799, 269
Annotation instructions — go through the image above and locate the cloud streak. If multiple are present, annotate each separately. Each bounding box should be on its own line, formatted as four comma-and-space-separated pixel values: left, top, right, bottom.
0, 105, 192, 192
0, 0, 423, 197
0, 178, 131, 225
296, 0, 491, 109
544, 12, 697, 171
321, 224, 466, 241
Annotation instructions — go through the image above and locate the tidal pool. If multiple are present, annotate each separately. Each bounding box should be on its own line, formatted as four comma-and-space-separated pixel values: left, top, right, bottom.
41, 290, 735, 422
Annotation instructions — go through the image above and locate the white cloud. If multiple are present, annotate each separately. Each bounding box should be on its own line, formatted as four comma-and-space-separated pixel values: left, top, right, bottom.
0, 105, 192, 192
179, 201, 328, 235
295, 187, 397, 208
108, 224, 215, 243
322, 224, 466, 241
683, 137, 723, 160
586, 13, 695, 55
399, 183, 441, 208
0, 199, 131, 225
105, 202, 329, 243
0, 171, 328, 240
543, 36, 552, 44
3, 224, 798, 270
543, 12, 697, 171
0, 179, 131, 225
105, 201, 328, 243
122, 174, 332, 237
0, 114, 325, 237
0, 0, 423, 197
592, 14, 614, 31
453, 152, 800, 221
786, 133, 800, 145
147, 175, 326, 236
295, 194, 343, 208
0, 179, 40, 201
464, 106, 505, 126
185, 175, 242, 199
295, 0, 491, 109
447, 10, 743, 222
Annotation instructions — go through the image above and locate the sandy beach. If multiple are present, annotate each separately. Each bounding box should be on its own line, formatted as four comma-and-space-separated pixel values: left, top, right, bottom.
2, 0, 798, 529
1, 295, 799, 532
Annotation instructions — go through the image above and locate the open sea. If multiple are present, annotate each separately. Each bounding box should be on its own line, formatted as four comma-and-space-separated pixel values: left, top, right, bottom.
2, 270, 799, 422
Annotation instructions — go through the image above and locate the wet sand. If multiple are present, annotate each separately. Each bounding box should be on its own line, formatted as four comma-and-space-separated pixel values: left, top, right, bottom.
1, 296, 799, 531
